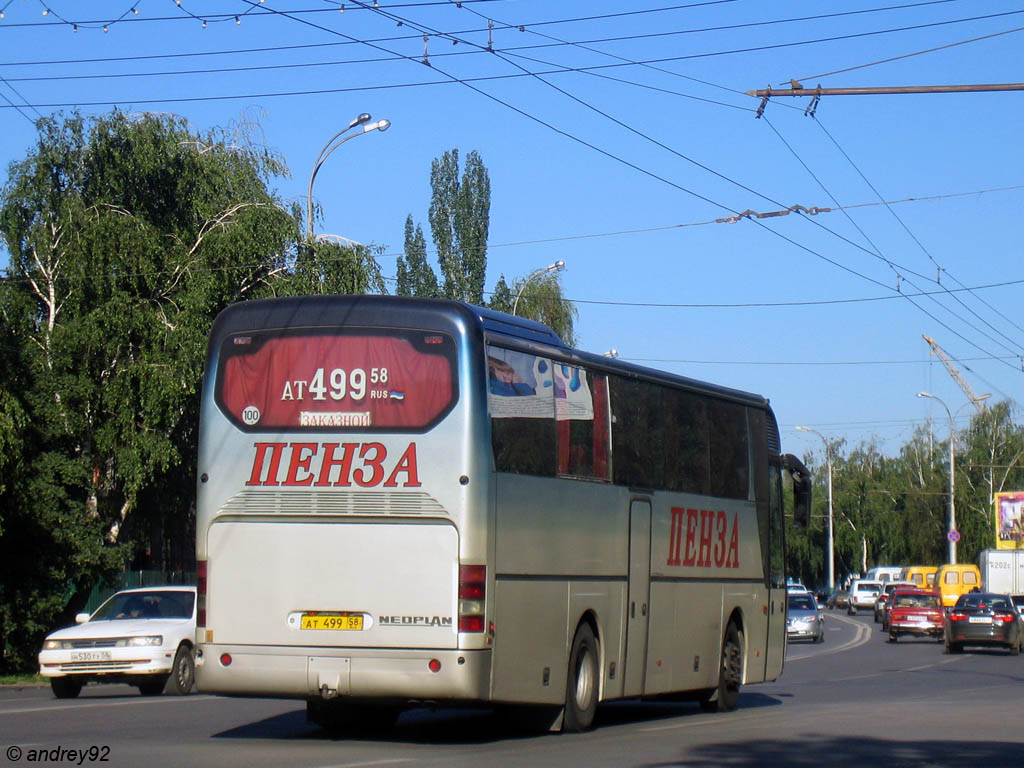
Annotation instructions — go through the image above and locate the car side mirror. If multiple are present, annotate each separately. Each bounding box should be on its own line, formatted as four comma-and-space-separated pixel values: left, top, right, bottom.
75, 613, 90, 624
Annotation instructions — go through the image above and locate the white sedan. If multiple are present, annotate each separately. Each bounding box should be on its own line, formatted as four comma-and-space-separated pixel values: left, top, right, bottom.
38, 586, 196, 698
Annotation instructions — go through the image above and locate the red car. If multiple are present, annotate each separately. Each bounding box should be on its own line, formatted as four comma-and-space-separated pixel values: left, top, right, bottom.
887, 588, 944, 643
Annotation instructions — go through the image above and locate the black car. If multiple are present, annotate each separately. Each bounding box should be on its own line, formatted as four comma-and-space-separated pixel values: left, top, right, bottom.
944, 592, 1023, 655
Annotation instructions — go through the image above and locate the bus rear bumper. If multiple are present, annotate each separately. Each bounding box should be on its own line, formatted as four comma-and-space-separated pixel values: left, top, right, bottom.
195, 644, 492, 701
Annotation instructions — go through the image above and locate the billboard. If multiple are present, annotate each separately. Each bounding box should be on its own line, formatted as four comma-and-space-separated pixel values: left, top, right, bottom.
995, 491, 1024, 550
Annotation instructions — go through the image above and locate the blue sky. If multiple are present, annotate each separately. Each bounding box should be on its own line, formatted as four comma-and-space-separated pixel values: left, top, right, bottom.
1, 0, 1022, 461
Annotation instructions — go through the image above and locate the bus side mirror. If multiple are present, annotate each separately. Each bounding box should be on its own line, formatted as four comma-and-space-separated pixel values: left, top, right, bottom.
782, 453, 812, 528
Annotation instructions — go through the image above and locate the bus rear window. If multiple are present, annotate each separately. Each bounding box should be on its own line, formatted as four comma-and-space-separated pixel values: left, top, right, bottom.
215, 330, 457, 432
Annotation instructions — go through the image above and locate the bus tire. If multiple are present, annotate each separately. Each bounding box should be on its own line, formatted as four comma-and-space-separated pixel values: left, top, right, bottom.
563, 623, 599, 732
700, 621, 742, 713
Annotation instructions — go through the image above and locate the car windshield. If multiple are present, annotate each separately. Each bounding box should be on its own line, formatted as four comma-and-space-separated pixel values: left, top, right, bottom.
788, 595, 817, 611
893, 593, 939, 608
90, 590, 195, 621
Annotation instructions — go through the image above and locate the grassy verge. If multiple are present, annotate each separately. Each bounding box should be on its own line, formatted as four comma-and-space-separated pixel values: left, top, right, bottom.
0, 673, 46, 686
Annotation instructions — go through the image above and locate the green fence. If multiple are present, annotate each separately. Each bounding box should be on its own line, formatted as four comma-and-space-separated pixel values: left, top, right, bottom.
84, 570, 196, 614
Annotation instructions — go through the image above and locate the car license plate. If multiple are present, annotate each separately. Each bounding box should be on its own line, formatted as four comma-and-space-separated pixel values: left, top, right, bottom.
969, 616, 992, 624
70, 651, 112, 662
300, 614, 363, 631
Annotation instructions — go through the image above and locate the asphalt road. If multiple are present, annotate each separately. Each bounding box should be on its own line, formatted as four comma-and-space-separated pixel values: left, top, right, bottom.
4, 611, 1024, 767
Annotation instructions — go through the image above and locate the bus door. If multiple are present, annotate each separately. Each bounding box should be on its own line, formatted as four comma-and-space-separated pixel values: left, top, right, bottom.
623, 498, 652, 696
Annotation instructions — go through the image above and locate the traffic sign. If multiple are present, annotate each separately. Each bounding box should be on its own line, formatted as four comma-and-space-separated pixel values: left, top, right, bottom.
947, 530, 960, 543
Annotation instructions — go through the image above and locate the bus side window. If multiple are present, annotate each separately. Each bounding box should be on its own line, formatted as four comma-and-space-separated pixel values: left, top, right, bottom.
555, 369, 610, 481
609, 376, 664, 489
767, 462, 785, 588
663, 389, 710, 495
488, 347, 556, 476
709, 399, 749, 500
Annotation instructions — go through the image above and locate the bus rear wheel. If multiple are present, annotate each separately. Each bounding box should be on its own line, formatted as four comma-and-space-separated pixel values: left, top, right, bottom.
700, 621, 742, 713
563, 623, 599, 732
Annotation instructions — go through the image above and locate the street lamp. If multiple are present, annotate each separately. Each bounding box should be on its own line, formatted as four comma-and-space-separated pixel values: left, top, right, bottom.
512, 261, 565, 316
797, 426, 834, 590
916, 391, 986, 564
306, 113, 390, 240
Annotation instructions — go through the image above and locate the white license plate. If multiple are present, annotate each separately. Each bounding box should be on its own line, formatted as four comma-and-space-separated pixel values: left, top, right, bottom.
70, 650, 112, 662
968, 616, 992, 624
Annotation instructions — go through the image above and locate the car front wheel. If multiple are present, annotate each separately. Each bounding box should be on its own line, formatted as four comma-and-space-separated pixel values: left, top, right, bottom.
169, 645, 195, 695
50, 677, 83, 699
137, 676, 169, 696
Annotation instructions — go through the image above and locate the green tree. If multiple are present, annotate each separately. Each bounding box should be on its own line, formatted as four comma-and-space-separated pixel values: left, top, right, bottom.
428, 149, 490, 303
488, 274, 514, 314
0, 110, 299, 671
896, 424, 948, 566
287, 239, 386, 297
396, 215, 439, 298
958, 402, 1024, 559
509, 271, 578, 346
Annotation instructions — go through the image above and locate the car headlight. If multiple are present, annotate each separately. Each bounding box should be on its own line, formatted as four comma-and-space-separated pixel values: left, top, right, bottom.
120, 636, 163, 647
43, 639, 70, 650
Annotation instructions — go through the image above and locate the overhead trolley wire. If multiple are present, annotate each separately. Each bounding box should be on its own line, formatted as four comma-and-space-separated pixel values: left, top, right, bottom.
434, 0, 1024, 373
442, 0, 1024, 345
763, 117, 1024, 373
814, 117, 1024, 344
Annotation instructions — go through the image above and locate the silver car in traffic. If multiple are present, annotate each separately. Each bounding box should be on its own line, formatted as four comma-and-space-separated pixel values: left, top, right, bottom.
787, 592, 824, 643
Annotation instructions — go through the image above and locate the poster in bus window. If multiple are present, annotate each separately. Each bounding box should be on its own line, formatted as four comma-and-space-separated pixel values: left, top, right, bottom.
995, 491, 1024, 549
553, 363, 594, 422
486, 348, 553, 418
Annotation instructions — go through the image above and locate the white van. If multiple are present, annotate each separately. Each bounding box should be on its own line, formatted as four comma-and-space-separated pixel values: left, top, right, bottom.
865, 566, 904, 584
847, 579, 883, 614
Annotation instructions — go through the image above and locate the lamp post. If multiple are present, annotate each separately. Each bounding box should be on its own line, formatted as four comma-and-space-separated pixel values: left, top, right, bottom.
916, 391, 985, 564
306, 113, 390, 240
512, 261, 565, 316
797, 426, 834, 590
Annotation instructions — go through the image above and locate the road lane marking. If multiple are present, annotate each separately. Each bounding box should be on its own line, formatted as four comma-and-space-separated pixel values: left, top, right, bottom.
0, 694, 215, 716
785, 612, 871, 661
313, 761, 414, 768
640, 712, 765, 732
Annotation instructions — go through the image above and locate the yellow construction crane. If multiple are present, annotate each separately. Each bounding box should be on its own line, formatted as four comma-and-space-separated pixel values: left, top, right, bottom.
922, 334, 990, 412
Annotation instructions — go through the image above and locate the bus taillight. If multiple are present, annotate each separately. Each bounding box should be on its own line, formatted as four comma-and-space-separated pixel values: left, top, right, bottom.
197, 560, 207, 626
458, 564, 486, 632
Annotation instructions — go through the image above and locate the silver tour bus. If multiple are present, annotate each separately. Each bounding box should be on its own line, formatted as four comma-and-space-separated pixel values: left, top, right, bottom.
194, 294, 810, 732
